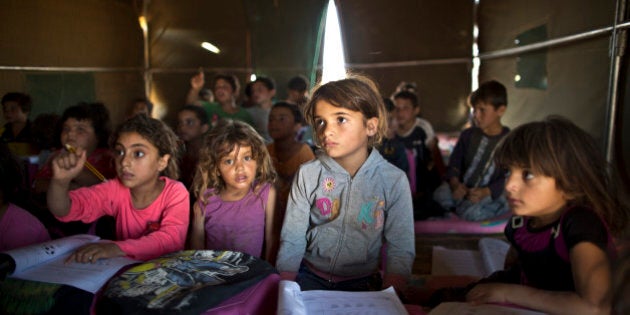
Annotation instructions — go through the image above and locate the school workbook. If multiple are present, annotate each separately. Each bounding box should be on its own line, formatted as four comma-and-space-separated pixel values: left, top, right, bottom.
0, 234, 138, 293
277, 280, 408, 315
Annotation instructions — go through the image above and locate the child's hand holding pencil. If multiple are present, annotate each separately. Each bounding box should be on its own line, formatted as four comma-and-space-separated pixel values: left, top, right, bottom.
51, 144, 107, 183
64, 144, 107, 182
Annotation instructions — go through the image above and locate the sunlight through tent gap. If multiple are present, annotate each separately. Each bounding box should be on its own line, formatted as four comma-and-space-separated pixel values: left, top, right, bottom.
321, 0, 346, 84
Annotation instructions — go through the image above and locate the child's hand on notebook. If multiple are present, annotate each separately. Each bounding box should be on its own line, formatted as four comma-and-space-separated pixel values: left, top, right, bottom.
65, 241, 125, 264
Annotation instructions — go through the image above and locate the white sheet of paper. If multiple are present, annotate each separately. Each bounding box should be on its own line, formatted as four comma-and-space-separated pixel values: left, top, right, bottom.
431, 238, 510, 278
4, 234, 138, 293
7, 234, 99, 274
277, 280, 408, 315
277, 280, 307, 315
11, 253, 136, 293
431, 246, 485, 277
478, 237, 510, 274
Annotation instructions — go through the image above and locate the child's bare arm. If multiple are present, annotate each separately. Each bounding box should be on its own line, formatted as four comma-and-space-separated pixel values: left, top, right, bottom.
186, 70, 205, 105
189, 202, 206, 249
264, 186, 278, 265
570, 242, 611, 313
47, 148, 87, 217
467, 242, 611, 315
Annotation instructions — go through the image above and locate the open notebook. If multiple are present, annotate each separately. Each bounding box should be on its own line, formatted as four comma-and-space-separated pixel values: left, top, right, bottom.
431, 237, 510, 278
277, 280, 407, 315
1, 234, 138, 293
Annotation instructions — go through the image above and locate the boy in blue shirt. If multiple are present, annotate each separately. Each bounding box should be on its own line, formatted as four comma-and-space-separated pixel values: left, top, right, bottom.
433, 80, 510, 221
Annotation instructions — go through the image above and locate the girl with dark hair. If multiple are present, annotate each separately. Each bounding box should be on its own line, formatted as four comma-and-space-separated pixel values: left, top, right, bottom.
47, 114, 189, 262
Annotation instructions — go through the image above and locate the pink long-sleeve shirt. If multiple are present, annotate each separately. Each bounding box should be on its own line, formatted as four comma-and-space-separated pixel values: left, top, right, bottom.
58, 177, 189, 260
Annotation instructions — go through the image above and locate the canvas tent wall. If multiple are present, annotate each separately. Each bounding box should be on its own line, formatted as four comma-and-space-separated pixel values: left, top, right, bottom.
0, 0, 627, 189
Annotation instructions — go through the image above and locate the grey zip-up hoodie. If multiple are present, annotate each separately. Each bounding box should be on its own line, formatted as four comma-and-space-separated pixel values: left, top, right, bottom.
276, 149, 415, 279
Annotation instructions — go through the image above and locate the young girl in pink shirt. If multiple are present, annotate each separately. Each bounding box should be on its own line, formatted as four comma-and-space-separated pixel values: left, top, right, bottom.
189, 120, 278, 264
47, 114, 190, 262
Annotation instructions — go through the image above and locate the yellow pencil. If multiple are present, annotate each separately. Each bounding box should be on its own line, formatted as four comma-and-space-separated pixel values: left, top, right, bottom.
64, 144, 107, 182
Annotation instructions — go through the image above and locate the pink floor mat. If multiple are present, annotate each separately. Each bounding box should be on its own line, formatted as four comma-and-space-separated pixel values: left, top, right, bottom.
414, 212, 511, 234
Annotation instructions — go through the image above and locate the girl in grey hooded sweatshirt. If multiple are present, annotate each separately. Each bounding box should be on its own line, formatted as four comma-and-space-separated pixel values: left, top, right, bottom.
276, 75, 415, 296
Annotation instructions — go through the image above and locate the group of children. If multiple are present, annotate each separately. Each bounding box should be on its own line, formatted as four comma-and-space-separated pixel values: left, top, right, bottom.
1, 74, 628, 314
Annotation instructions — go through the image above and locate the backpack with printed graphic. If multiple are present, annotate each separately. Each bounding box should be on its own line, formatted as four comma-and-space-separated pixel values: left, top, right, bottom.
95, 250, 277, 315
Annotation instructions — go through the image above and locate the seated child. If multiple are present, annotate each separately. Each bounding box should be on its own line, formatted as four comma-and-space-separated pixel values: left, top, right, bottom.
433, 80, 510, 221
125, 97, 153, 119
266, 102, 315, 226
46, 114, 189, 262
434, 116, 628, 314
276, 76, 415, 295
393, 90, 443, 220
1, 92, 37, 156
378, 97, 409, 175
190, 72, 255, 128
33, 102, 117, 237
34, 102, 116, 193
0, 142, 50, 251
247, 76, 277, 143
189, 119, 278, 263
285, 75, 314, 146
286, 75, 309, 108
176, 104, 210, 189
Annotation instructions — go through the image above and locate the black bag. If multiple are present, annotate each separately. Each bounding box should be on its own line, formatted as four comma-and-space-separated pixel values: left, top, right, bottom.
96, 250, 277, 315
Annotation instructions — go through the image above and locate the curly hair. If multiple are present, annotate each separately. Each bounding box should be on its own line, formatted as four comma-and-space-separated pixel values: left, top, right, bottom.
494, 115, 629, 237
303, 75, 387, 148
192, 119, 277, 205
109, 115, 181, 179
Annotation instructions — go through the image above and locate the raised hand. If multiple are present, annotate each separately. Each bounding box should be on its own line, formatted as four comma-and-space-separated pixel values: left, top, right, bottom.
51, 145, 88, 182
190, 69, 205, 91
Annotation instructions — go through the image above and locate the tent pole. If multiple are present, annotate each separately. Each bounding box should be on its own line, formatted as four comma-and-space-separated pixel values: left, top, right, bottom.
604, 0, 627, 163
471, 0, 480, 92
345, 21, 630, 70
141, 0, 151, 98
479, 22, 630, 60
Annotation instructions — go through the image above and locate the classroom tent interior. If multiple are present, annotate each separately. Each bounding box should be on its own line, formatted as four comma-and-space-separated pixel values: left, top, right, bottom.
1, 0, 629, 193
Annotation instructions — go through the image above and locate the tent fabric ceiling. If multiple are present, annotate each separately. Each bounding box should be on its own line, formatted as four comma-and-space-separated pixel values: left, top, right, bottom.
0, 0, 623, 142
145, 0, 473, 131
